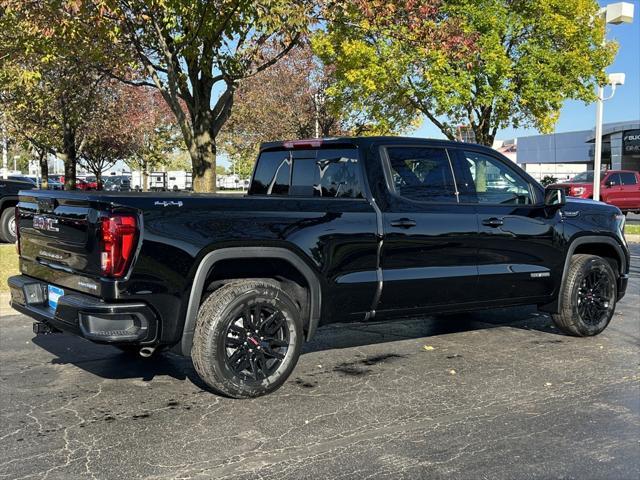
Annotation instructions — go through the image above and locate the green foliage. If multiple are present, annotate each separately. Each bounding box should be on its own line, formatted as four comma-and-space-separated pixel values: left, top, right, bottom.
0, 1, 122, 188
96, 0, 313, 191
314, 0, 615, 145
540, 175, 558, 187
220, 42, 351, 179
164, 150, 192, 172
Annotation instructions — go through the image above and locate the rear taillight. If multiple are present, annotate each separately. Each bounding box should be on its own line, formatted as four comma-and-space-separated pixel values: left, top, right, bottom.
14, 205, 20, 255
100, 214, 138, 278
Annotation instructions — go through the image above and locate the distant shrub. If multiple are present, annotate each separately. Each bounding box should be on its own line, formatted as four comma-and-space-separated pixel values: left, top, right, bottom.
540, 175, 558, 187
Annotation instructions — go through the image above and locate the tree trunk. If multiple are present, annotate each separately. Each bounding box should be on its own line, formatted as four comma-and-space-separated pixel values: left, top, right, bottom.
39, 151, 48, 190
61, 124, 77, 190
189, 129, 216, 193
95, 169, 102, 190
142, 160, 149, 192
473, 110, 494, 146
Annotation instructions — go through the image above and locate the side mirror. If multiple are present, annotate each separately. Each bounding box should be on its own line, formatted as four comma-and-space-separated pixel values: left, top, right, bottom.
604, 180, 613, 188
544, 186, 566, 207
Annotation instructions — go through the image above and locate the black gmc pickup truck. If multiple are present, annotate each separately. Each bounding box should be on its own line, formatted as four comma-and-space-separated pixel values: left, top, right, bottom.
9, 137, 630, 398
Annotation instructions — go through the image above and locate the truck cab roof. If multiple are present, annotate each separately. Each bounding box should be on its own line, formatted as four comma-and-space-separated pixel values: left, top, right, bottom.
259, 136, 496, 153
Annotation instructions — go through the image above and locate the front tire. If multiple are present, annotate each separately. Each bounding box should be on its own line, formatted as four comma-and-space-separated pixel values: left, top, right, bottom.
552, 254, 617, 336
192, 279, 303, 398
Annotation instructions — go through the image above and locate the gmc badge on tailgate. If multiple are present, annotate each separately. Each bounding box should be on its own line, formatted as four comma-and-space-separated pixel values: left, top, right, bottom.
33, 215, 59, 232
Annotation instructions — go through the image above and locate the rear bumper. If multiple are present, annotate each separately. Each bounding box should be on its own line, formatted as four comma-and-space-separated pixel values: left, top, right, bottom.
8, 275, 158, 344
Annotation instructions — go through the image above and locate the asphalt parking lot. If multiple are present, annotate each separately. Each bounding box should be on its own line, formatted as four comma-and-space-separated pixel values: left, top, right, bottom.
1, 244, 638, 480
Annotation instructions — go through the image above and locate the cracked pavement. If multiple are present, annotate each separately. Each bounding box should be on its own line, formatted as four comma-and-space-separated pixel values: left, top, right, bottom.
1, 244, 639, 479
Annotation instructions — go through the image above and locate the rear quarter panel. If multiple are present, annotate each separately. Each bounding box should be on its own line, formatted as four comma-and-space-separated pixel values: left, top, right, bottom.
116, 194, 378, 345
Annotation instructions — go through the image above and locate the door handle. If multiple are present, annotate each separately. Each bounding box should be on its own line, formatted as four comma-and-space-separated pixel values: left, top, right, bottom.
482, 217, 504, 228
390, 218, 417, 228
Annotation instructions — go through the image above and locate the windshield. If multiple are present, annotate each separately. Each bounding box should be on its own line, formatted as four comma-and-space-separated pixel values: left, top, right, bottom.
569, 171, 594, 182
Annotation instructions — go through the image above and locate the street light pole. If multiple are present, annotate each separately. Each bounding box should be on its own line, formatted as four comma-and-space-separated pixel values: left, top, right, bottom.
593, 85, 604, 201
591, 2, 634, 201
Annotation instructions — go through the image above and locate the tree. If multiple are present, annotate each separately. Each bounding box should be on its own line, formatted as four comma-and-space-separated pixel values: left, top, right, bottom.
98, 0, 312, 192
78, 81, 140, 188
220, 42, 350, 178
0, 1, 118, 188
121, 86, 180, 191
314, 0, 615, 146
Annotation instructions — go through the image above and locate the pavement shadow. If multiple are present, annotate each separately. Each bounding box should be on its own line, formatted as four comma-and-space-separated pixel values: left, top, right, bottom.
31, 333, 197, 383
302, 304, 563, 354
29, 304, 560, 386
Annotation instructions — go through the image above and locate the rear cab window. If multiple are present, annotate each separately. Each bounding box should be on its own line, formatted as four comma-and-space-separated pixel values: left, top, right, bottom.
249, 148, 364, 199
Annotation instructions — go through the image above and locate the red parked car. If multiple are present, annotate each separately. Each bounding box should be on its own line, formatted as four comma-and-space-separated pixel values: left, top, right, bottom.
50, 175, 98, 190
552, 170, 640, 214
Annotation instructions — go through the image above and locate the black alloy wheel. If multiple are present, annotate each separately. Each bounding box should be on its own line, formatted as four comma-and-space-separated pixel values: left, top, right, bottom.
552, 254, 617, 337
192, 279, 303, 398
224, 303, 290, 381
576, 267, 614, 326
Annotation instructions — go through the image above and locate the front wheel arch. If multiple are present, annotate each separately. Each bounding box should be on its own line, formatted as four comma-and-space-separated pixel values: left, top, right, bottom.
556, 236, 626, 311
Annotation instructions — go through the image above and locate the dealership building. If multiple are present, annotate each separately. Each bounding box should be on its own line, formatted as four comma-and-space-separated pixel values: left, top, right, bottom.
513, 120, 640, 181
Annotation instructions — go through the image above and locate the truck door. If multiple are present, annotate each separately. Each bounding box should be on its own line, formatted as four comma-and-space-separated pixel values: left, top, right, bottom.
602, 172, 624, 208
375, 145, 480, 314
618, 171, 640, 210
451, 148, 563, 301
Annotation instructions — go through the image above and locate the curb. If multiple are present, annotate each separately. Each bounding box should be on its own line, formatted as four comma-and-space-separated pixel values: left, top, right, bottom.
626, 234, 640, 243
0, 292, 15, 317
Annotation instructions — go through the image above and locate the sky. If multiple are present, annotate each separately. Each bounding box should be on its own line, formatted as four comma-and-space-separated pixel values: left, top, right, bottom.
120, 1, 640, 173
411, 0, 640, 142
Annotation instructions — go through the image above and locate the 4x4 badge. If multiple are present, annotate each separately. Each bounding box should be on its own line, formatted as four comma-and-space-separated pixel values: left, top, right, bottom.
154, 201, 183, 207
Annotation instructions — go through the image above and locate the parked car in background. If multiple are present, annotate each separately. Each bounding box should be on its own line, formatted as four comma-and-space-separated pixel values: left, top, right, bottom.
8, 175, 37, 186
22, 176, 63, 190
43, 178, 64, 190
0, 177, 35, 242
552, 170, 640, 215
48, 175, 63, 185
103, 175, 132, 192
81, 176, 99, 190
51, 175, 97, 190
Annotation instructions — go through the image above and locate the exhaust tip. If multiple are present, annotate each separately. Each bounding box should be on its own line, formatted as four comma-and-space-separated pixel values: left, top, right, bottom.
139, 346, 156, 358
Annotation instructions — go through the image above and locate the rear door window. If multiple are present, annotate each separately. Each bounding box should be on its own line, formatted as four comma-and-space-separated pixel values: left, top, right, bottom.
291, 149, 363, 198
385, 146, 457, 203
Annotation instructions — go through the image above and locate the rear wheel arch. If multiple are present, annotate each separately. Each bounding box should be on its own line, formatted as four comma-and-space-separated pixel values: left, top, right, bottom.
178, 247, 322, 356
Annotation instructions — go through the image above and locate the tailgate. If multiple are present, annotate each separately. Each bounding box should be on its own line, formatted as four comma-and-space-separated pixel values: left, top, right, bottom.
16, 191, 138, 297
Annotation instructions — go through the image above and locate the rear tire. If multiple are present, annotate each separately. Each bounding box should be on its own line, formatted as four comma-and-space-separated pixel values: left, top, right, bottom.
552, 254, 617, 336
0, 208, 16, 243
192, 279, 303, 398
